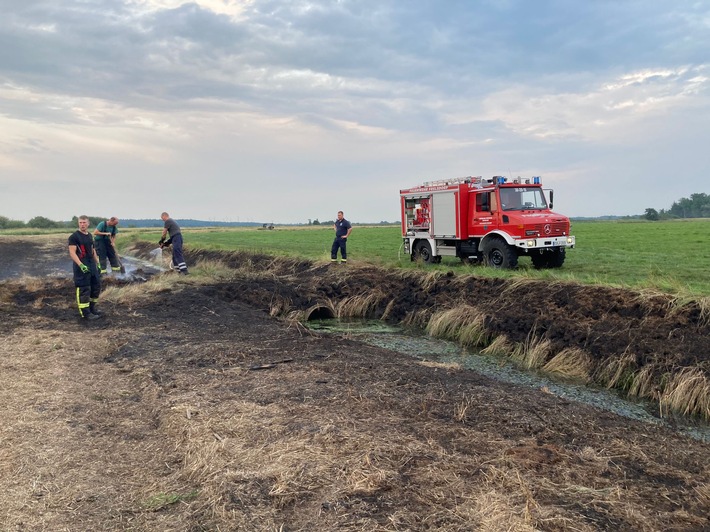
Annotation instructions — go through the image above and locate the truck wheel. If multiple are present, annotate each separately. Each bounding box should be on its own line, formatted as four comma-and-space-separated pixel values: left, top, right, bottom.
531, 252, 548, 269
531, 248, 566, 269
482, 238, 518, 269
415, 241, 438, 264
547, 248, 566, 268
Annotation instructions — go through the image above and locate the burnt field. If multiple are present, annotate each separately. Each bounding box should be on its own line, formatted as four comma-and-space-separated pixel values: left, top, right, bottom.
1, 235, 709, 531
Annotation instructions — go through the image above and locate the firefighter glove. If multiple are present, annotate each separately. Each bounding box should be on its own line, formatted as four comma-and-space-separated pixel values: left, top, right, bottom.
163, 238, 172, 247
158, 237, 165, 245
79, 263, 90, 274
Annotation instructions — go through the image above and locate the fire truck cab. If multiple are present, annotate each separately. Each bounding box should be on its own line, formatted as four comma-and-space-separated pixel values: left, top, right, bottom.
400, 176, 575, 269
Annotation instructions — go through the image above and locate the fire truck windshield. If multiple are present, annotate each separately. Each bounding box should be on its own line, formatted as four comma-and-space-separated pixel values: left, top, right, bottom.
499, 187, 548, 211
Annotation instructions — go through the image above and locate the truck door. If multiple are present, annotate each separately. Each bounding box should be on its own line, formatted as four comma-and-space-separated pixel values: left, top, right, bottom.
468, 191, 495, 237
431, 192, 458, 237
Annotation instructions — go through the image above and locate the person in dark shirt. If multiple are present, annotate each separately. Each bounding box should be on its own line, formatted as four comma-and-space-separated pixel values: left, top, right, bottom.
93, 216, 120, 274
68, 215, 102, 320
159, 212, 188, 274
331, 211, 353, 264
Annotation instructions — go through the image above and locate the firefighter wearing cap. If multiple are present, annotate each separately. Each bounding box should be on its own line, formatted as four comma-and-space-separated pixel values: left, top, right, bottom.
93, 217, 121, 274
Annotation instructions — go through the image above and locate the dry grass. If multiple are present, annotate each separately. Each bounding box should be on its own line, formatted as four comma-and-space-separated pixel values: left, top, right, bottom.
100, 275, 178, 305
660, 367, 710, 420
481, 335, 515, 357
417, 360, 461, 371
699, 296, 710, 328
401, 308, 434, 328
380, 298, 397, 321
426, 305, 489, 348
628, 365, 658, 401
191, 258, 236, 279
597, 350, 637, 391
510, 330, 552, 370
542, 348, 594, 382
337, 290, 386, 318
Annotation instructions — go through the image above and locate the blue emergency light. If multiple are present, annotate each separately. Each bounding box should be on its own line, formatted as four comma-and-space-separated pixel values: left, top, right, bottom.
533, 176, 541, 184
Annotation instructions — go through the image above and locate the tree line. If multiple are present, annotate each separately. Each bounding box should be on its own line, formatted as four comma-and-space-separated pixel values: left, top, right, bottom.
644, 193, 710, 221
0, 215, 106, 230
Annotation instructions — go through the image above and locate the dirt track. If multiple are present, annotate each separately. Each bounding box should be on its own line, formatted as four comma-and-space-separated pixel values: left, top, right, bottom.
0, 235, 709, 531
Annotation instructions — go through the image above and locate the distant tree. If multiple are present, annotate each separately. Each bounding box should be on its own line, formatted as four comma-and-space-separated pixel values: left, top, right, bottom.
644, 208, 659, 221
669, 193, 710, 219
312, 219, 320, 225
0, 216, 26, 229
27, 216, 60, 228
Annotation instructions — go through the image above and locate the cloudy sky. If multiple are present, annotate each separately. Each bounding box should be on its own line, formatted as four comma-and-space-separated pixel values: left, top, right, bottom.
1, 0, 708, 223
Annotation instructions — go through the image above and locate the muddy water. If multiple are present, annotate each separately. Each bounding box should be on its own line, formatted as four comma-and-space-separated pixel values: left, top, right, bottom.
308, 319, 710, 442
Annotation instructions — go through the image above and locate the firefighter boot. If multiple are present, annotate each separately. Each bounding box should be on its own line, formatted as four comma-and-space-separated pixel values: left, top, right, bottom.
81, 309, 100, 321
89, 302, 102, 316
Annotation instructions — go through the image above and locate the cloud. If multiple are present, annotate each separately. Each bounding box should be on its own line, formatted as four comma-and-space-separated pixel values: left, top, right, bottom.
0, 0, 709, 222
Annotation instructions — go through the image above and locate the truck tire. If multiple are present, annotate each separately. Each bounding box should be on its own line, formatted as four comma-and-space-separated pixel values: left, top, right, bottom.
482, 238, 518, 269
531, 248, 566, 269
546, 248, 566, 268
415, 240, 440, 264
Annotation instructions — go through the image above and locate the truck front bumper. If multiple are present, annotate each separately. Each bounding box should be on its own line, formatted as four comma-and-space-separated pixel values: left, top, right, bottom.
515, 235, 575, 250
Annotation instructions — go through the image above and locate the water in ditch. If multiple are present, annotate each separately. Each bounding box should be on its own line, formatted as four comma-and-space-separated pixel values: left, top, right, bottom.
307, 319, 710, 443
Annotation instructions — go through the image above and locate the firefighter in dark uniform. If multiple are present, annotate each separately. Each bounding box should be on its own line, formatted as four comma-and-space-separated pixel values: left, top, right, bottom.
93, 216, 120, 274
331, 211, 353, 264
68, 215, 102, 320
160, 212, 189, 274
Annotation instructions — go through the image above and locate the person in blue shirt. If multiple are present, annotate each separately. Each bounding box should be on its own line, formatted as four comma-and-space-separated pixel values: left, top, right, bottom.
93, 217, 120, 274
331, 211, 353, 264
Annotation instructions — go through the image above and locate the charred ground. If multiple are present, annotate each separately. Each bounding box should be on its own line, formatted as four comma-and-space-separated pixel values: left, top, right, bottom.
0, 235, 708, 531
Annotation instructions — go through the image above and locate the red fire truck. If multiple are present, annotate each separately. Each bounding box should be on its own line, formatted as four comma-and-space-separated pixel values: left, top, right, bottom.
400, 175, 575, 268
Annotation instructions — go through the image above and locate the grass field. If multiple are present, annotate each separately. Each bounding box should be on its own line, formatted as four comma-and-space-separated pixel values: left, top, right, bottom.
120, 219, 710, 296
4, 219, 710, 296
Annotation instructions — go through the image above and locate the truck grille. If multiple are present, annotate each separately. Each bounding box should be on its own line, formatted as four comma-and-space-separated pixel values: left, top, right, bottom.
531, 222, 568, 236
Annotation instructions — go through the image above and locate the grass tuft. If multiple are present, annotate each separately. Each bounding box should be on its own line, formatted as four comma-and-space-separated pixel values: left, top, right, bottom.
337, 290, 386, 318
510, 329, 552, 370
598, 350, 637, 391
542, 348, 594, 382
659, 367, 710, 421
426, 305, 489, 348
481, 335, 514, 357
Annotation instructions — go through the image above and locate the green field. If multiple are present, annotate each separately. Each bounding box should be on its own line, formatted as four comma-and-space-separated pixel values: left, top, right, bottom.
112, 219, 710, 297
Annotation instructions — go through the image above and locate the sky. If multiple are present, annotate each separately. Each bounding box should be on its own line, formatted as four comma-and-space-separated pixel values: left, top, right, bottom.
1, 0, 709, 224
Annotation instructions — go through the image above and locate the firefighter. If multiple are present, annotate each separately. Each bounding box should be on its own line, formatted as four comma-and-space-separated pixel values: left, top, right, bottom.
68, 215, 102, 320
93, 216, 120, 274
159, 212, 188, 274
331, 211, 352, 264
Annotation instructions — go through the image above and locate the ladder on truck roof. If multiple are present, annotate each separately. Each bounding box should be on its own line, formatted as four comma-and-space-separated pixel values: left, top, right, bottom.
422, 176, 493, 187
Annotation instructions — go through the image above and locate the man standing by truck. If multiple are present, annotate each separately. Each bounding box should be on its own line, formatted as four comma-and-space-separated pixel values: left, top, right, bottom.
160, 212, 188, 274
93, 216, 120, 274
68, 215, 102, 320
331, 211, 352, 264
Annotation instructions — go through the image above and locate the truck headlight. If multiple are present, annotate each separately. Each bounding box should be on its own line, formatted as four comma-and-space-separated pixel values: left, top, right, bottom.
526, 240, 535, 247
567, 237, 573, 244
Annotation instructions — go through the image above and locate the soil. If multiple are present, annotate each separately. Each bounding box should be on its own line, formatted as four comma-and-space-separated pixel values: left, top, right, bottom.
1, 235, 709, 531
